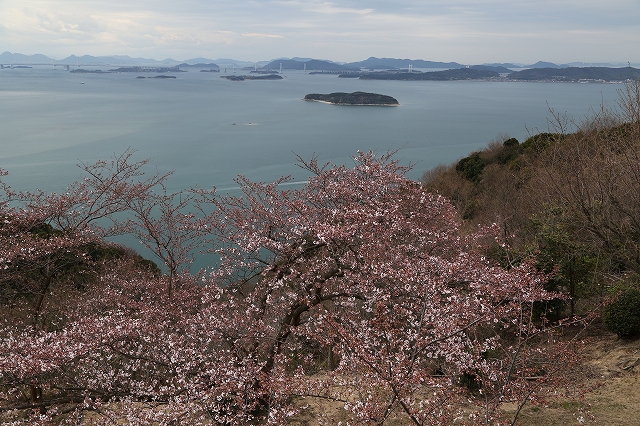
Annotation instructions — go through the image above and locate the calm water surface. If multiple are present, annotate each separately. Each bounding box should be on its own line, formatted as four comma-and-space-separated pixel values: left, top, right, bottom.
1, 66, 623, 192
0, 66, 624, 269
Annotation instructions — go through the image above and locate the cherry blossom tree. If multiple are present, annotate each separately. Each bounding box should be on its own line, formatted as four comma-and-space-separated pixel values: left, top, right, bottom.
0, 151, 581, 425
123, 185, 218, 297
205, 152, 578, 425
0, 150, 169, 415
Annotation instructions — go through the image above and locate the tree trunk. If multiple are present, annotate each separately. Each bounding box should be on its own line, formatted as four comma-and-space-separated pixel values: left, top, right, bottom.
30, 385, 46, 414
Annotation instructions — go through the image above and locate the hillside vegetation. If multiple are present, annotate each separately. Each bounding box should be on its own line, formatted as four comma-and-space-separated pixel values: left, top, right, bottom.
418, 80, 640, 424
422, 78, 640, 319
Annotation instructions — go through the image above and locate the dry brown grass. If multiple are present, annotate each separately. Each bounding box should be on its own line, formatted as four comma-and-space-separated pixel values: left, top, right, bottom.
503, 329, 640, 425
289, 326, 640, 426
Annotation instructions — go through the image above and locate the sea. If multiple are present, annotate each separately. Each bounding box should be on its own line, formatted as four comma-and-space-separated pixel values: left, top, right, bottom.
0, 66, 625, 269
0, 66, 624, 192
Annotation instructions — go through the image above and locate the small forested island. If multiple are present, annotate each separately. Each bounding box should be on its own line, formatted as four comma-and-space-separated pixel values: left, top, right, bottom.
355, 68, 499, 81
108, 66, 185, 73
507, 66, 640, 82
70, 69, 110, 74
221, 74, 282, 81
135, 75, 176, 79
339, 66, 640, 82
304, 91, 399, 106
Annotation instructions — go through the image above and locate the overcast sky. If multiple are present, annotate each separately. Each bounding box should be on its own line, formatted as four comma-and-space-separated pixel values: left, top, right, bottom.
1, 0, 639, 64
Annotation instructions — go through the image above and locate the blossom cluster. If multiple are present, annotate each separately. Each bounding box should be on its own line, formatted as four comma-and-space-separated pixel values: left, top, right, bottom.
0, 151, 576, 425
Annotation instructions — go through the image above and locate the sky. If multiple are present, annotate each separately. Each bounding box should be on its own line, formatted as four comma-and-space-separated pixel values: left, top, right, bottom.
1, 0, 639, 64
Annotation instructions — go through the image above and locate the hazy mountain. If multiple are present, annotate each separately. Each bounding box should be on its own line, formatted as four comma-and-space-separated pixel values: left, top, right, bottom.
0, 52, 193, 66
178, 62, 220, 69
0, 51, 55, 64
268, 57, 350, 67
59, 54, 113, 65
261, 59, 305, 70
261, 59, 356, 71
213, 59, 271, 68
525, 61, 564, 69
182, 57, 220, 65
103, 55, 180, 66
348, 57, 464, 70
3, 51, 637, 70
58, 55, 181, 66
482, 62, 525, 69
470, 64, 512, 73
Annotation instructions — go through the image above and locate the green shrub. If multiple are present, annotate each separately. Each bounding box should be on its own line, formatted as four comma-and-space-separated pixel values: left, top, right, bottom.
503, 137, 519, 147
496, 137, 521, 164
521, 132, 562, 153
602, 288, 640, 337
455, 152, 485, 182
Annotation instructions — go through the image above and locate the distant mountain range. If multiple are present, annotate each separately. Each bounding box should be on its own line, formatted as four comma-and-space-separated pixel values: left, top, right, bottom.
0, 52, 55, 64
1, 51, 637, 70
261, 59, 358, 71
0, 52, 178, 66
348, 57, 464, 70
0, 52, 268, 68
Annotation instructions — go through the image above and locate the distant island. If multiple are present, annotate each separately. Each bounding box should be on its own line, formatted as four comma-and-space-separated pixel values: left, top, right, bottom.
221, 74, 283, 81
304, 92, 399, 106
70, 69, 110, 74
344, 66, 640, 83
108, 66, 185, 73
507, 66, 640, 82
2, 52, 639, 72
261, 59, 357, 72
354, 68, 499, 81
136, 75, 176, 79
2, 51, 638, 84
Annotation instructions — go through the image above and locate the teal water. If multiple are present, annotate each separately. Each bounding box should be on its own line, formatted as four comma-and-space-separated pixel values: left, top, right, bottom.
0, 67, 625, 270
0, 67, 623, 193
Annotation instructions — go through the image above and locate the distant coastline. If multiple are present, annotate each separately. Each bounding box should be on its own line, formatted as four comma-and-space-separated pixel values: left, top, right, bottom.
70, 69, 109, 74
345, 66, 640, 83
136, 75, 177, 79
1, 51, 638, 84
1, 52, 639, 73
221, 74, 283, 81
109, 66, 185, 73
355, 68, 498, 81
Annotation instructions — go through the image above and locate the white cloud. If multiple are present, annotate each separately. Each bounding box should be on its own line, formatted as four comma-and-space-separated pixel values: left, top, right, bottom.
242, 33, 285, 39
305, 3, 372, 15
0, 0, 638, 63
